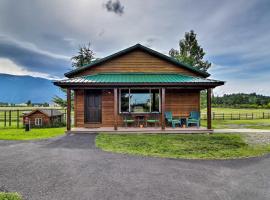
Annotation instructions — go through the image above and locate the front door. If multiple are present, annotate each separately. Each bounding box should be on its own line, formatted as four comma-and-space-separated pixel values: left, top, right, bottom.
85, 90, 102, 123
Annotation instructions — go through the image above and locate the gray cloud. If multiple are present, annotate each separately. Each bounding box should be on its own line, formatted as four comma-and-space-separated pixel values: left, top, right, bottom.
0, 36, 70, 77
104, 0, 124, 15
0, 0, 269, 95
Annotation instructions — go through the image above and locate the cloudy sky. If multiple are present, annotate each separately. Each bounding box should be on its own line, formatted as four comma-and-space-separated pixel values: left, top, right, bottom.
0, 0, 270, 95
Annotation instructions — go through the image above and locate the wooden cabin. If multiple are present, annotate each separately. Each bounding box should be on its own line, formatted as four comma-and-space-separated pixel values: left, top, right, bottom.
54, 44, 224, 132
23, 109, 63, 127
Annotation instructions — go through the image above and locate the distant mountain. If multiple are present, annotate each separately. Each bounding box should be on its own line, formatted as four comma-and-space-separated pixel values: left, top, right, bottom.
0, 73, 64, 103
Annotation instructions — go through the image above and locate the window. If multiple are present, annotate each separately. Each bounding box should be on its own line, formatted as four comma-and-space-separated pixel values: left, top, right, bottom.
120, 89, 129, 112
119, 89, 160, 113
151, 89, 160, 112
35, 118, 42, 126
130, 89, 151, 113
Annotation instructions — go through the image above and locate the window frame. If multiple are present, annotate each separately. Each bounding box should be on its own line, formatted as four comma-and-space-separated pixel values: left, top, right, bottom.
119, 88, 161, 114
35, 118, 42, 126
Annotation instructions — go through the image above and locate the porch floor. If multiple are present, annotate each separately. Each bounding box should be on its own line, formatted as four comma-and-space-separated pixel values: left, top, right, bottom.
68, 127, 212, 134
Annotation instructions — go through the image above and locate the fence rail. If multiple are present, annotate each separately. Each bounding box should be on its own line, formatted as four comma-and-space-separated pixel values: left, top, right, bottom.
0, 109, 67, 128
201, 112, 270, 120
1, 109, 269, 128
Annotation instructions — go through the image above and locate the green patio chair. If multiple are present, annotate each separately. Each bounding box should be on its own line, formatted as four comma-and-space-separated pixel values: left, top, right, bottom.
146, 113, 160, 127
123, 114, 135, 127
165, 111, 181, 128
187, 111, 200, 128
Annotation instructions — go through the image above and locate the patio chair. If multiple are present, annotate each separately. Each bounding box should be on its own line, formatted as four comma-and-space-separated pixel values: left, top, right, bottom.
165, 111, 181, 128
123, 114, 135, 127
187, 111, 200, 128
146, 113, 160, 127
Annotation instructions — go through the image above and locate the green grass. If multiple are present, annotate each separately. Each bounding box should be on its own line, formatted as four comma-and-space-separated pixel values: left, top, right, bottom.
201, 107, 270, 114
0, 127, 65, 140
201, 119, 270, 129
0, 192, 22, 200
96, 133, 270, 159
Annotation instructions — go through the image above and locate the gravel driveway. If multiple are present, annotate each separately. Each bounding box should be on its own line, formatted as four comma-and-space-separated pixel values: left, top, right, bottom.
0, 133, 270, 200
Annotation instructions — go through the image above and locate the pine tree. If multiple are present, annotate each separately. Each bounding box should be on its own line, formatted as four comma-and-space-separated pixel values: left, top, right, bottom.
169, 30, 211, 72
71, 43, 95, 68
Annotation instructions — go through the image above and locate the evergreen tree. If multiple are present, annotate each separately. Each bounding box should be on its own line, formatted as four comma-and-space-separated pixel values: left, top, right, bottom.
71, 43, 95, 68
169, 30, 211, 72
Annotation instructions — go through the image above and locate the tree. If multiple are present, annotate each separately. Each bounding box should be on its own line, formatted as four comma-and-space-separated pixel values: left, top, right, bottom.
52, 95, 67, 107
52, 88, 74, 108
53, 43, 95, 106
43, 102, 49, 107
71, 43, 95, 68
169, 30, 211, 72
26, 100, 32, 106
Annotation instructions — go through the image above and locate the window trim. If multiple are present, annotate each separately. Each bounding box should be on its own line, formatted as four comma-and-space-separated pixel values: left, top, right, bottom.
119, 88, 161, 114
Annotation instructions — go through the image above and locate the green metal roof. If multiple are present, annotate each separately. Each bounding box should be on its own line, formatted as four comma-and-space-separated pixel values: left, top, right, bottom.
55, 73, 224, 86
64, 44, 210, 78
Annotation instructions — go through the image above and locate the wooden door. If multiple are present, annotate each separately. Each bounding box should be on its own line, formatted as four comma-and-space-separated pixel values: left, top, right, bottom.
85, 90, 102, 123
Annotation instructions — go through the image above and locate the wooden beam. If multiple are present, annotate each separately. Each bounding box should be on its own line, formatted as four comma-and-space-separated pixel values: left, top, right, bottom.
114, 88, 118, 130
67, 88, 71, 131
161, 88, 166, 130
207, 88, 212, 130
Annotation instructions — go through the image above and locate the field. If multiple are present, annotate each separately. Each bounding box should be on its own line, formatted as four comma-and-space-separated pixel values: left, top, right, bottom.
201, 107, 270, 114
200, 108, 270, 129
201, 119, 270, 129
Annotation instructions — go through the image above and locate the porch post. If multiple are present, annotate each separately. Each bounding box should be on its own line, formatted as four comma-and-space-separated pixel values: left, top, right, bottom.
161, 88, 166, 130
114, 88, 118, 130
67, 88, 71, 131
207, 88, 212, 130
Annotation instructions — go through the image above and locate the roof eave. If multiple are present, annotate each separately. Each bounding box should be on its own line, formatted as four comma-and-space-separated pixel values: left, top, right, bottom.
54, 81, 225, 88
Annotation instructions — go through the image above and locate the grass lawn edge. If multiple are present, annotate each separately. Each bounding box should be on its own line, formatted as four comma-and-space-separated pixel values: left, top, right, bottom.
0, 127, 66, 141
95, 133, 270, 160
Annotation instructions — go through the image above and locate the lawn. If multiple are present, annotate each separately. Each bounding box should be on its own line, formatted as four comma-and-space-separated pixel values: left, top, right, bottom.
201, 107, 270, 114
201, 119, 270, 129
0, 192, 22, 200
96, 133, 270, 159
0, 127, 65, 140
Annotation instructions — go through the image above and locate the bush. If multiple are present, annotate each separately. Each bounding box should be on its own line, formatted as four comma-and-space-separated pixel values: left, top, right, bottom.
0, 192, 22, 200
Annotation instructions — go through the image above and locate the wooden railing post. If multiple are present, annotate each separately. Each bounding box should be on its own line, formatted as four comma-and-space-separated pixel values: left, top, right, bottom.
207, 88, 212, 130
67, 88, 71, 131
114, 88, 118, 130
161, 88, 166, 130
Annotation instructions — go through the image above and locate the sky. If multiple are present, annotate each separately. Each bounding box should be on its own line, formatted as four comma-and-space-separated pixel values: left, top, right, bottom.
0, 0, 270, 96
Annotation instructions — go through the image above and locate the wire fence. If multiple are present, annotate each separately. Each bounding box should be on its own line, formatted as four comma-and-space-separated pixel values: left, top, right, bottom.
201, 112, 270, 120
0, 108, 68, 128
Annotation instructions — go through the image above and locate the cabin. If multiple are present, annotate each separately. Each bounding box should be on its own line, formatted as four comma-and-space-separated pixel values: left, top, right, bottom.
23, 109, 64, 127
54, 44, 224, 132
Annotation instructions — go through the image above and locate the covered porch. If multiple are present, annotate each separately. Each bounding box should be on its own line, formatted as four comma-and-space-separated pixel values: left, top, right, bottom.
65, 87, 213, 132
54, 73, 223, 133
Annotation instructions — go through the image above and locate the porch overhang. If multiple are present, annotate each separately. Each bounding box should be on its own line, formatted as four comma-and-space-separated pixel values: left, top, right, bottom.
53, 73, 225, 89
